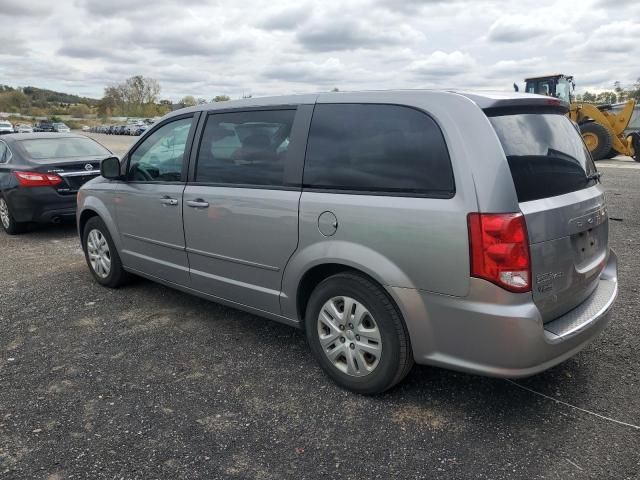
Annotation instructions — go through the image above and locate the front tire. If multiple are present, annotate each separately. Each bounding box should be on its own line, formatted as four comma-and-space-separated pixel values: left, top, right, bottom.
305, 272, 413, 394
0, 197, 26, 235
82, 216, 129, 288
580, 122, 613, 161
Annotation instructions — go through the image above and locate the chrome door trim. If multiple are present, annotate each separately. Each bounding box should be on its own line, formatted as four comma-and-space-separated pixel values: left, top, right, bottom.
185, 246, 280, 271
122, 232, 185, 251
58, 170, 101, 177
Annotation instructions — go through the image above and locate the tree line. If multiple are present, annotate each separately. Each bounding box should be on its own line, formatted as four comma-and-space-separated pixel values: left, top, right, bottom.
575, 79, 640, 105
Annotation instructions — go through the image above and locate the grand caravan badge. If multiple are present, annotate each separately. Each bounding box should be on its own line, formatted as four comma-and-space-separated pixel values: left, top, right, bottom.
536, 271, 564, 293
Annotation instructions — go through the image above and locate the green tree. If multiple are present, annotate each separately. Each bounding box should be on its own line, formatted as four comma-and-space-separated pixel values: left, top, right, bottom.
99, 76, 163, 117
212, 95, 230, 102
596, 91, 616, 104
613, 81, 627, 102
180, 95, 197, 107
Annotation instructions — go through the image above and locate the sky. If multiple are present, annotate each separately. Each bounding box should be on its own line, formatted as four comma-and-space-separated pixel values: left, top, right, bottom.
0, 0, 638, 101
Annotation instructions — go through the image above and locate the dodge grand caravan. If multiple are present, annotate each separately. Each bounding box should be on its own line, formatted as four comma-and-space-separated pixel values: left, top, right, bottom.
77, 90, 618, 394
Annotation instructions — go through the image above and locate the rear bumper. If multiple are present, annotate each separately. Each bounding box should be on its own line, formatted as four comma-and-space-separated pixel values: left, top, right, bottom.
392, 249, 618, 378
5, 187, 77, 223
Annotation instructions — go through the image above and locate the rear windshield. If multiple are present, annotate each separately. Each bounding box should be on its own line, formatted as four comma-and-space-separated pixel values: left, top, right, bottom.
19, 137, 110, 160
489, 113, 598, 202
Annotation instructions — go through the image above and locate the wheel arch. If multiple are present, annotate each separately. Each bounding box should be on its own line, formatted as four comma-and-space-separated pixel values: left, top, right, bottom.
77, 195, 121, 252
282, 242, 415, 325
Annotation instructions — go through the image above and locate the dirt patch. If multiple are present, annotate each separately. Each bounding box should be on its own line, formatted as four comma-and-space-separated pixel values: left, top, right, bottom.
392, 404, 446, 430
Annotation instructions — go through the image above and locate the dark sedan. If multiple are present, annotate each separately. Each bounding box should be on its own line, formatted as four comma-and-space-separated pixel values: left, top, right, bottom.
0, 133, 111, 234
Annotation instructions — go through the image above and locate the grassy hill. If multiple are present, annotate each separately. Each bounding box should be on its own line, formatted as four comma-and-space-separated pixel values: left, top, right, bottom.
0, 85, 98, 117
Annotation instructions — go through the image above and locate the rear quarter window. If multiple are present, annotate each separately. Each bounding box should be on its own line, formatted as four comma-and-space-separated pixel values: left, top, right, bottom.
303, 104, 455, 196
489, 113, 598, 202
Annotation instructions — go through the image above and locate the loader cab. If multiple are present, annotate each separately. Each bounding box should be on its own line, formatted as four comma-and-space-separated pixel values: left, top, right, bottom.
524, 74, 574, 104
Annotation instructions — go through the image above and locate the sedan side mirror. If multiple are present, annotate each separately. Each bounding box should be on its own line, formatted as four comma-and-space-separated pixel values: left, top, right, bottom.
100, 156, 122, 180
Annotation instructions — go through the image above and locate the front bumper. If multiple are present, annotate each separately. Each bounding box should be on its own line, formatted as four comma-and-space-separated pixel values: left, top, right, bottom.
6, 187, 77, 223
391, 249, 618, 378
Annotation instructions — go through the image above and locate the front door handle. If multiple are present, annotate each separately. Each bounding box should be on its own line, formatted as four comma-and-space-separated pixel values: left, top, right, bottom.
160, 196, 178, 206
186, 199, 210, 209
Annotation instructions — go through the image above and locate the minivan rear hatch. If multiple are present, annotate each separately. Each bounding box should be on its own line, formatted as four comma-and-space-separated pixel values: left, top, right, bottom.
488, 108, 608, 322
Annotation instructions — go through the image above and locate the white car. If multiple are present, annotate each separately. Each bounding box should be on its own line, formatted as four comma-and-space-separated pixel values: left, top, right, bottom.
53, 123, 71, 133
0, 120, 14, 134
16, 124, 34, 133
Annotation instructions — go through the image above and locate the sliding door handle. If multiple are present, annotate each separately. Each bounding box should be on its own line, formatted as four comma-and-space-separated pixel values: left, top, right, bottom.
186, 199, 209, 209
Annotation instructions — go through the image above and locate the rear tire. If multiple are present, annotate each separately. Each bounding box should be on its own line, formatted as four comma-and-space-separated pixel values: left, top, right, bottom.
0, 197, 26, 235
580, 122, 613, 161
82, 216, 129, 288
305, 272, 413, 395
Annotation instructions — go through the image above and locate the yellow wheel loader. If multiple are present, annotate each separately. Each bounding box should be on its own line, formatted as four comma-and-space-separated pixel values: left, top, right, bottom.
521, 74, 639, 161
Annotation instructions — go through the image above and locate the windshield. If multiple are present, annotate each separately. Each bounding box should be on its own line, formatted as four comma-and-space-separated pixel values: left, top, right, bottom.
489, 113, 598, 202
19, 137, 110, 160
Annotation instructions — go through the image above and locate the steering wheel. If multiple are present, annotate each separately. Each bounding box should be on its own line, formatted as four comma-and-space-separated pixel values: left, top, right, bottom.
132, 163, 155, 181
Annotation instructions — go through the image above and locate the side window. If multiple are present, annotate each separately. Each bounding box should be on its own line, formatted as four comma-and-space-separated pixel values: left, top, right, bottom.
127, 117, 194, 182
195, 109, 296, 186
303, 104, 455, 196
0, 141, 10, 164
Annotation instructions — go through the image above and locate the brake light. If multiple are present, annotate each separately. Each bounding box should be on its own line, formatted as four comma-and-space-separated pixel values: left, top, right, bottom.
14, 171, 63, 187
468, 213, 531, 293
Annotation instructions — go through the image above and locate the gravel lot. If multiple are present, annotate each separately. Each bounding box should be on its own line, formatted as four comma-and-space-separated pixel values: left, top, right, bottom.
80, 132, 137, 157
1, 137, 639, 478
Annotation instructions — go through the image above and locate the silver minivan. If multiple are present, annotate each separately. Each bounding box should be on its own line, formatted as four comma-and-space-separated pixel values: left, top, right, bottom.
78, 90, 618, 394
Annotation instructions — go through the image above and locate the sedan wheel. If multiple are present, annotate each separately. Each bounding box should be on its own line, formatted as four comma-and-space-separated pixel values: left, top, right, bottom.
317, 296, 382, 377
0, 197, 25, 235
86, 228, 111, 278
0, 198, 10, 230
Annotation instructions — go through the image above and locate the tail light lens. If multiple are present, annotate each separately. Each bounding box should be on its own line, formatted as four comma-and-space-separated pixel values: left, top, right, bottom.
468, 212, 531, 293
14, 171, 63, 187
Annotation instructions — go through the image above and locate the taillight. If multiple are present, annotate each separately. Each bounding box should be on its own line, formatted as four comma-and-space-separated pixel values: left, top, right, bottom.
14, 171, 63, 188
468, 212, 531, 293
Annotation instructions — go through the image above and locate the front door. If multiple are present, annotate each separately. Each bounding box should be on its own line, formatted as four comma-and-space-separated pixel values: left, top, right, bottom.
115, 114, 197, 286
183, 108, 305, 314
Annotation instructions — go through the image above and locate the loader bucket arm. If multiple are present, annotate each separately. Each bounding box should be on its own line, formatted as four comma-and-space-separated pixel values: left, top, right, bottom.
571, 99, 636, 157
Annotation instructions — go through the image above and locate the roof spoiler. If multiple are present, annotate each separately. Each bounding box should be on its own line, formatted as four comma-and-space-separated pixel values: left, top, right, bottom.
454, 91, 570, 115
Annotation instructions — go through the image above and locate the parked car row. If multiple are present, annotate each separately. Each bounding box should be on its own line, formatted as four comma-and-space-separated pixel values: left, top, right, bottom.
0, 121, 69, 134
0, 90, 619, 395
88, 121, 153, 136
33, 121, 71, 133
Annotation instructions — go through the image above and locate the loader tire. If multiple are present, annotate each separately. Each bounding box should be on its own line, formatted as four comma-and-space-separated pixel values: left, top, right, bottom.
629, 132, 640, 162
580, 122, 613, 161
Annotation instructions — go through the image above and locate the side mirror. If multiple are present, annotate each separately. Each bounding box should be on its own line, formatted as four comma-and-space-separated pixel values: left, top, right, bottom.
100, 156, 122, 180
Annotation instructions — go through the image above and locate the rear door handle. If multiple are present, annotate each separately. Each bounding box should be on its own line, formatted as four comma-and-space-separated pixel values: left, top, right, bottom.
160, 196, 178, 206
186, 199, 209, 209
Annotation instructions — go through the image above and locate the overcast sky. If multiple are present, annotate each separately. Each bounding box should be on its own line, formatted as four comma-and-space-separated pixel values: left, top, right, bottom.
1, 0, 638, 101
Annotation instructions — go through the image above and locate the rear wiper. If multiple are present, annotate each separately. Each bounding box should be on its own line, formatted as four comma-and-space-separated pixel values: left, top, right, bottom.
586, 172, 601, 182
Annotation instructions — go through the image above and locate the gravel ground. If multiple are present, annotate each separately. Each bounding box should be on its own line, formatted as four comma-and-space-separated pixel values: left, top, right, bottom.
0, 163, 639, 479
